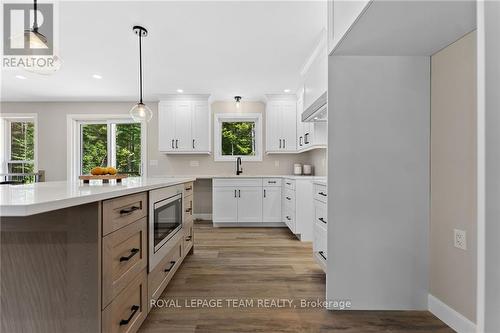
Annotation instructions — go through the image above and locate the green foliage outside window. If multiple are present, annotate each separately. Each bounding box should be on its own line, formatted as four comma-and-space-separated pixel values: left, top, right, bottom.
81, 124, 108, 175
8, 121, 35, 180
221, 122, 255, 156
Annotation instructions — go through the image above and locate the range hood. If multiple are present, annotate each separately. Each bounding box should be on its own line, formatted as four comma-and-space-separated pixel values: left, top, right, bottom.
302, 92, 327, 122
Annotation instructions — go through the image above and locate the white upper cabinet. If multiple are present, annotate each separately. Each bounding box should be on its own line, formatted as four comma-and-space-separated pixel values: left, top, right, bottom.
158, 95, 211, 154
328, 0, 371, 54
265, 96, 297, 153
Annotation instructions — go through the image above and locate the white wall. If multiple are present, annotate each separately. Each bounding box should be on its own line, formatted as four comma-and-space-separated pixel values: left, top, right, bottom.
484, 1, 500, 331
0, 101, 326, 182
327, 56, 430, 309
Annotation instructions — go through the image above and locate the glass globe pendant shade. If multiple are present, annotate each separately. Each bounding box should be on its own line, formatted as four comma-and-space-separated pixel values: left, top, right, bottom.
130, 102, 152, 122
9, 29, 48, 49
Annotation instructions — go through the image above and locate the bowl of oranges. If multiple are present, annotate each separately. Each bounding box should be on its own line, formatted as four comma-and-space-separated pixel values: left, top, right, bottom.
79, 166, 127, 184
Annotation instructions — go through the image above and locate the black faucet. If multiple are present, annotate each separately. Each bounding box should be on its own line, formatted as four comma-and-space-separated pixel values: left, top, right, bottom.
236, 157, 243, 175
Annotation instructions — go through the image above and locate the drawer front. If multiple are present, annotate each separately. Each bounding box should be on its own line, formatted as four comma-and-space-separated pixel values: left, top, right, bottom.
314, 222, 327, 257
103, 192, 147, 236
184, 182, 194, 198
102, 218, 147, 308
213, 178, 263, 187
314, 184, 328, 203
282, 206, 296, 233
314, 202, 328, 230
283, 188, 296, 211
262, 178, 282, 187
183, 220, 194, 255
184, 195, 193, 223
102, 269, 147, 333
148, 238, 183, 304
283, 179, 295, 190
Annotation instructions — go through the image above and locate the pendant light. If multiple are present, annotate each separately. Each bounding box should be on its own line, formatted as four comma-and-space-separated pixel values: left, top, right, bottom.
129, 25, 152, 122
235, 96, 242, 109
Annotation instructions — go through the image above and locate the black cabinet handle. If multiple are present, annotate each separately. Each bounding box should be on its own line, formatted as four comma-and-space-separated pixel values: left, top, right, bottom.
234, 189, 237, 198
268, 181, 277, 184
185, 186, 192, 191
318, 192, 327, 197
175, 139, 179, 149
299, 136, 303, 146
283, 139, 286, 149
238, 190, 241, 198
286, 196, 291, 200
164, 260, 176, 272
263, 189, 266, 198
192, 139, 195, 149
120, 206, 140, 215
319, 217, 327, 224
279, 139, 282, 149
171, 139, 174, 149
286, 216, 291, 221
286, 182, 291, 185
185, 207, 192, 213
319, 251, 327, 260
120, 248, 139, 262
304, 133, 310, 144
185, 236, 192, 241
119, 305, 139, 326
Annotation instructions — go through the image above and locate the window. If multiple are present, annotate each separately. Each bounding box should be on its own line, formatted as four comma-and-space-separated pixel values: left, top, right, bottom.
68, 115, 146, 180
214, 113, 262, 161
0, 114, 38, 183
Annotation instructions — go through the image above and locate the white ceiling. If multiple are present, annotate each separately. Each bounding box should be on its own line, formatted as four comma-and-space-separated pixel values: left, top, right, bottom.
1, 1, 326, 102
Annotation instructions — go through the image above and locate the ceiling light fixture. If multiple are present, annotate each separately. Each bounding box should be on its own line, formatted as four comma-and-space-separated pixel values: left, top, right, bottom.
92, 74, 103, 79
234, 96, 242, 109
129, 25, 152, 122
177, 89, 184, 93
11, 0, 48, 49
284, 89, 291, 93
15, 75, 27, 80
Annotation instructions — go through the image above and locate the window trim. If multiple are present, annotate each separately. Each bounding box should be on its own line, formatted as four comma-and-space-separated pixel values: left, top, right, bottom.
214, 113, 262, 162
0, 113, 38, 176
67, 114, 147, 181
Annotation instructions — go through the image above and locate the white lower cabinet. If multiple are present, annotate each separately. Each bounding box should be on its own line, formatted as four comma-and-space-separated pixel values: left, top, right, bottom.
281, 178, 314, 241
212, 187, 238, 222
237, 187, 263, 223
263, 187, 282, 222
313, 183, 327, 273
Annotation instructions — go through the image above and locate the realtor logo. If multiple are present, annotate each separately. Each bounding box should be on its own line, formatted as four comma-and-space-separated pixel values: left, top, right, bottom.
3, 2, 60, 72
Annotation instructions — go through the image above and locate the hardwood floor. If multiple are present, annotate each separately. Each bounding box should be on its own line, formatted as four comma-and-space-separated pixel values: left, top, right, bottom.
139, 221, 452, 333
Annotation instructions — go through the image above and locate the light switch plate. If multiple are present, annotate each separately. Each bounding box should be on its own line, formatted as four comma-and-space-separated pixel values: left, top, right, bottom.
190, 160, 200, 167
454, 229, 467, 250
149, 159, 158, 167
274, 160, 280, 168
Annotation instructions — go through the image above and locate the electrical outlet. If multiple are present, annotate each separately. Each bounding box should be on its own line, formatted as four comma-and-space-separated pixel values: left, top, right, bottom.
454, 229, 467, 250
190, 160, 200, 167
149, 159, 158, 167
274, 160, 280, 168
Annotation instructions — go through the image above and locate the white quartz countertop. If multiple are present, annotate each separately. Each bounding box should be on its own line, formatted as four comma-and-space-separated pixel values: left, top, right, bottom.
180, 175, 325, 180
0, 177, 195, 217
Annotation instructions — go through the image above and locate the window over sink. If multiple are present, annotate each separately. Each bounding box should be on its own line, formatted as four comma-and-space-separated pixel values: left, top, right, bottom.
214, 113, 262, 161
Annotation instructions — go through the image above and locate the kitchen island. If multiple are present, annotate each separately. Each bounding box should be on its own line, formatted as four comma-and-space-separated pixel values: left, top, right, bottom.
0, 177, 195, 333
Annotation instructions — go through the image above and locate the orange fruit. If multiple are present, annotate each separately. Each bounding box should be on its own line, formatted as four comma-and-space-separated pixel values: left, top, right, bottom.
107, 167, 117, 175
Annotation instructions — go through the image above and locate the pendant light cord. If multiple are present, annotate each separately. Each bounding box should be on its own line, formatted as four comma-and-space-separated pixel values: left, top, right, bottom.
33, 0, 38, 31
139, 31, 143, 104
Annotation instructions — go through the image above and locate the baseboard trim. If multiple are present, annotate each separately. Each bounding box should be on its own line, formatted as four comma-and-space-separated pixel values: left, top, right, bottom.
193, 213, 212, 221
213, 222, 286, 228
428, 294, 476, 333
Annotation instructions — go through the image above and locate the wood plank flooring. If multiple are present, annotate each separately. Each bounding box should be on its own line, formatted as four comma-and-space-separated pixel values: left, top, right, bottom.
139, 221, 453, 333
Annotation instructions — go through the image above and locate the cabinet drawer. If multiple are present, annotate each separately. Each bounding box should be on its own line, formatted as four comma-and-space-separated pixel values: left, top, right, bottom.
283, 206, 296, 233
314, 184, 328, 203
283, 179, 295, 190
314, 221, 327, 257
262, 178, 282, 187
183, 220, 194, 255
103, 193, 147, 236
102, 269, 147, 333
148, 238, 183, 305
283, 188, 296, 210
213, 178, 263, 187
102, 218, 147, 308
184, 196, 193, 223
183, 182, 194, 198
314, 201, 328, 230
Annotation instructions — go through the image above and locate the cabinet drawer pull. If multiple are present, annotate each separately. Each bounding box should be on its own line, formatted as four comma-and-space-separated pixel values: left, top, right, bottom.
192, 139, 195, 149
319, 251, 327, 260
267, 181, 277, 184
164, 260, 176, 272
286, 182, 291, 185
185, 236, 192, 241
318, 217, 327, 224
263, 189, 266, 198
120, 248, 140, 262
185, 186, 192, 191
119, 305, 140, 326
119, 206, 140, 215
286, 196, 291, 200
185, 207, 192, 213
318, 192, 327, 197
286, 216, 291, 221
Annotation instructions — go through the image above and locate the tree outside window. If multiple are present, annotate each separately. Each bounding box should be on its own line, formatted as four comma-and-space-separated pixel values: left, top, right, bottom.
221, 122, 255, 156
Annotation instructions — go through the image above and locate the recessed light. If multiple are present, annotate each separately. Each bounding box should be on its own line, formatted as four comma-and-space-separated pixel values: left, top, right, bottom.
176, 89, 184, 93
92, 74, 103, 79
15, 75, 27, 80
284, 89, 291, 93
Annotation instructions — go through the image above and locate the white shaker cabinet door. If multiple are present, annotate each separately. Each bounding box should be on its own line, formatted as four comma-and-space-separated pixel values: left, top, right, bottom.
281, 101, 297, 151
173, 101, 192, 151
262, 187, 282, 222
266, 102, 281, 152
237, 187, 263, 223
213, 187, 238, 222
192, 101, 210, 152
158, 102, 176, 152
